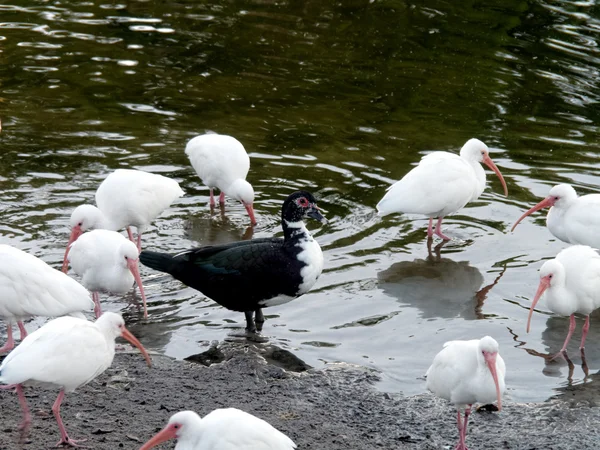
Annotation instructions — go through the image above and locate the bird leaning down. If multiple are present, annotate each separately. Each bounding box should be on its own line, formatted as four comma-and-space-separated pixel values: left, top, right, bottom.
0, 312, 151, 447
64, 229, 149, 318
140, 409, 296, 450
64, 168, 184, 266
426, 336, 506, 450
376, 138, 508, 241
0, 244, 93, 353
526, 245, 600, 356
140, 190, 327, 334
511, 183, 600, 249
185, 133, 257, 225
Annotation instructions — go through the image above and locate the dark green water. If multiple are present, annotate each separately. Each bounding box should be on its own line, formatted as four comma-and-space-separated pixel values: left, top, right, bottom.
2, 0, 600, 402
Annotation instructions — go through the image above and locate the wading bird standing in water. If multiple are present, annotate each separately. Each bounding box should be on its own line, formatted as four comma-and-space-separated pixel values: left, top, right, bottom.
377, 139, 508, 240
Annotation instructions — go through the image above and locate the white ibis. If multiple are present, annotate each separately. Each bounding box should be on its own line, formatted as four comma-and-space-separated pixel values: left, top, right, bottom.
426, 336, 505, 450
65, 229, 149, 319
527, 245, 600, 354
0, 311, 151, 447
185, 133, 256, 225
511, 184, 600, 248
376, 139, 508, 240
63, 168, 184, 269
140, 409, 296, 450
0, 245, 93, 353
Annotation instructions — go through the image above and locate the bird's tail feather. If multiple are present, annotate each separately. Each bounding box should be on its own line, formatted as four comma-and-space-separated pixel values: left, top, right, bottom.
140, 251, 176, 274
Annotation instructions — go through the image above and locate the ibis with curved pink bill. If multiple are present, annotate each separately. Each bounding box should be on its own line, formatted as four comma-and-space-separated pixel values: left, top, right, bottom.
526, 245, 600, 355
376, 139, 508, 240
140, 408, 296, 450
64, 229, 149, 318
511, 184, 600, 248
63, 168, 184, 271
426, 336, 505, 450
0, 312, 151, 447
185, 133, 257, 225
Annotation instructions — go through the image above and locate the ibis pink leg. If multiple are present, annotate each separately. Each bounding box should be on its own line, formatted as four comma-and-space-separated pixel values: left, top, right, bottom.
461, 405, 471, 445
92, 292, 102, 319
454, 409, 467, 450
435, 217, 451, 241
136, 233, 142, 253
53, 389, 86, 447
15, 384, 31, 443
560, 314, 577, 354
219, 191, 225, 204
126, 227, 135, 244
17, 321, 27, 340
580, 316, 590, 350
209, 188, 216, 207
0, 324, 15, 353
427, 218, 434, 237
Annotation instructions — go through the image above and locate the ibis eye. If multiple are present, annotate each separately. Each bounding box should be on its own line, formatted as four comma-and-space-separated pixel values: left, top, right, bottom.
174, 424, 180, 429
78, 222, 83, 227
124, 256, 128, 260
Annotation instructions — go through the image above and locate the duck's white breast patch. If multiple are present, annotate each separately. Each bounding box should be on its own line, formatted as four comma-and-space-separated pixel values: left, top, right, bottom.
296, 235, 324, 294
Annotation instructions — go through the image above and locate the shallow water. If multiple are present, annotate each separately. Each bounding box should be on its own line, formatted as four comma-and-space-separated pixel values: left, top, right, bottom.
2, 0, 600, 403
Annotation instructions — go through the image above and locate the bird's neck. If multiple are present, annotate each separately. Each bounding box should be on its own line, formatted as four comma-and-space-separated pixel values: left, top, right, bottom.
282, 219, 311, 244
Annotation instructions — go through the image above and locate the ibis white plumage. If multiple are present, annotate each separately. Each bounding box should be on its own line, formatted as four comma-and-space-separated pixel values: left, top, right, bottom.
527, 245, 600, 354
376, 139, 508, 240
426, 336, 505, 450
140, 409, 296, 450
63, 168, 184, 269
0, 312, 151, 447
185, 133, 257, 225
511, 184, 600, 248
0, 245, 93, 353
65, 229, 149, 318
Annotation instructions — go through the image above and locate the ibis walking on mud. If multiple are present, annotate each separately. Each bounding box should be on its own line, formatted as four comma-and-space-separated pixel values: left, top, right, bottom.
426, 336, 506, 450
0, 312, 151, 447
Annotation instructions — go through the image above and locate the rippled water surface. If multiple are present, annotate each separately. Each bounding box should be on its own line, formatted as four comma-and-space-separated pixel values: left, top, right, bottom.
3, 0, 600, 403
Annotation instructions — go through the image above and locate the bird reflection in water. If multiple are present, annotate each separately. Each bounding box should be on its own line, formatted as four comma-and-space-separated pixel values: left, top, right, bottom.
510, 312, 600, 384
184, 208, 254, 245
378, 239, 506, 320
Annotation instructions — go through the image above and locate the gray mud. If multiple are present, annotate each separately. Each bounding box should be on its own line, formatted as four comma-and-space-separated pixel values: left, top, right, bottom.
0, 342, 599, 449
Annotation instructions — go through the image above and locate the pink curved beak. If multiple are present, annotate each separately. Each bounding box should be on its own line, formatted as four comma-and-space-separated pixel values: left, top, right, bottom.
526, 275, 551, 333
244, 203, 257, 226
139, 425, 176, 450
483, 351, 502, 411
127, 258, 148, 319
511, 196, 555, 232
62, 225, 83, 273
121, 326, 152, 367
482, 154, 508, 197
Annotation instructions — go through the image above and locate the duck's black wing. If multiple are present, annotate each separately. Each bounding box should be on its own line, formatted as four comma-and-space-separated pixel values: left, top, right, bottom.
140, 238, 304, 312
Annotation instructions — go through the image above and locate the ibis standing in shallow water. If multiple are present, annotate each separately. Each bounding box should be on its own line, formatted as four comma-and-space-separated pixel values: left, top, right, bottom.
511, 184, 600, 248
140, 191, 326, 333
426, 336, 506, 450
0, 245, 93, 353
0, 312, 151, 447
140, 409, 296, 450
526, 245, 600, 355
64, 229, 149, 318
63, 168, 184, 268
376, 139, 508, 240
185, 133, 257, 225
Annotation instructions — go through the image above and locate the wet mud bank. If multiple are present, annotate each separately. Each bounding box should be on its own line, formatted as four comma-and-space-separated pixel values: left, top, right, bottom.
0, 342, 599, 449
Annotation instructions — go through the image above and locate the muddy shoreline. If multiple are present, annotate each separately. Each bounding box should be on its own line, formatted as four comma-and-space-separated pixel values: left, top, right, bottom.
0, 342, 599, 450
